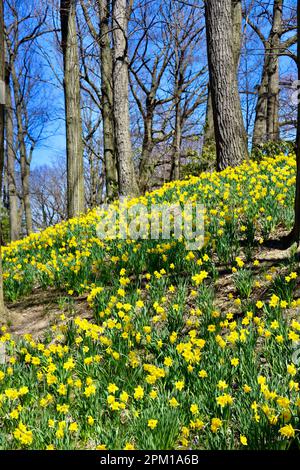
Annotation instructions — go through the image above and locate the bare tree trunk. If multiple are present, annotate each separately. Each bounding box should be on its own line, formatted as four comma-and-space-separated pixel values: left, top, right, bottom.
202, 86, 215, 149
99, 0, 118, 200
205, 0, 248, 171
87, 149, 98, 208
61, 0, 85, 217
85, 124, 103, 208
252, 57, 268, 147
139, 98, 155, 191
203, 0, 243, 157
11, 65, 33, 235
20, 153, 32, 235
0, 0, 7, 321
170, 54, 183, 181
231, 0, 242, 69
252, 0, 282, 149
287, 0, 300, 244
112, 0, 139, 196
266, 0, 282, 142
5, 67, 19, 241
170, 101, 182, 181
90, 154, 98, 207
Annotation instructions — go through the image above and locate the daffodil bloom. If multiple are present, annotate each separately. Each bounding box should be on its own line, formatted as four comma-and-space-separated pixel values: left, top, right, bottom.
134, 386, 144, 400
211, 418, 222, 433
69, 422, 78, 433
279, 424, 295, 439
169, 397, 179, 408
148, 419, 158, 430
190, 404, 199, 415
175, 380, 184, 391
124, 443, 135, 450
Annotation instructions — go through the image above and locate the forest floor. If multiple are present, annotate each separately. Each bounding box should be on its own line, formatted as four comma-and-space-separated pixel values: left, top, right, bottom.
7, 289, 91, 338
1, 154, 299, 450
6, 241, 299, 339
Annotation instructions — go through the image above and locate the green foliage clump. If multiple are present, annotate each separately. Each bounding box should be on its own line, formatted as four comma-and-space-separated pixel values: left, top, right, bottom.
251, 140, 295, 162
181, 143, 216, 178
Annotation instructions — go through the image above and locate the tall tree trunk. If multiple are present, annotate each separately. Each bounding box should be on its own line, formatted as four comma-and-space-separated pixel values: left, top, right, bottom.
205, 0, 248, 171
252, 0, 282, 149
88, 149, 97, 207
266, 0, 282, 142
203, 0, 243, 156
170, 101, 182, 181
86, 132, 103, 208
170, 53, 184, 181
5, 67, 19, 241
99, 0, 118, 200
0, 0, 7, 321
287, 0, 300, 244
112, 0, 139, 196
252, 56, 268, 147
139, 98, 155, 192
202, 86, 215, 149
11, 65, 33, 235
231, 0, 242, 69
61, 0, 85, 217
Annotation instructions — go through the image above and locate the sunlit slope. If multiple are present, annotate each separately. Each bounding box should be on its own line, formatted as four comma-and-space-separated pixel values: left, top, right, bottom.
2, 154, 295, 302
0, 154, 299, 450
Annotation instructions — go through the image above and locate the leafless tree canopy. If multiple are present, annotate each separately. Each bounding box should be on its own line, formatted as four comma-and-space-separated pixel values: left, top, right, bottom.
0, 0, 298, 237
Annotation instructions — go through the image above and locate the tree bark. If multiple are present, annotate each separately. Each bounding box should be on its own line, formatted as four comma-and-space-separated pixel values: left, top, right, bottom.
0, 0, 7, 322
5, 67, 19, 241
87, 148, 102, 207
99, 0, 118, 200
205, 0, 248, 171
287, 0, 300, 244
112, 0, 139, 196
61, 0, 85, 217
11, 64, 33, 235
170, 51, 184, 181
203, 0, 243, 157
139, 96, 155, 191
170, 99, 182, 181
252, 0, 282, 148
252, 55, 268, 147
231, 0, 242, 69
202, 85, 215, 149
266, 0, 282, 142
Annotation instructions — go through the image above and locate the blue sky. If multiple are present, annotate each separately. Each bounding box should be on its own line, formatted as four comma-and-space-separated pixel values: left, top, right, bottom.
12, 0, 297, 170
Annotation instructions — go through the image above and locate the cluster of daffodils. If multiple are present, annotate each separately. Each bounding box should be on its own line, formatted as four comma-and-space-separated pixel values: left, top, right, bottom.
0, 153, 300, 450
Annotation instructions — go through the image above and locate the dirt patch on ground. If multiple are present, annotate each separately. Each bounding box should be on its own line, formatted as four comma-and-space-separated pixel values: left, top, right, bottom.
4, 244, 300, 339
6, 288, 92, 339
214, 243, 299, 314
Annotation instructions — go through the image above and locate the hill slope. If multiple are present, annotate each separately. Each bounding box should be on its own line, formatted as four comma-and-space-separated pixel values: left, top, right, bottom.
1, 154, 300, 450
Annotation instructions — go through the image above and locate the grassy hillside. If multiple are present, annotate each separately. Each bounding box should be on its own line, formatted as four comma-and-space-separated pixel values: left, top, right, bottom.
1, 153, 300, 449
